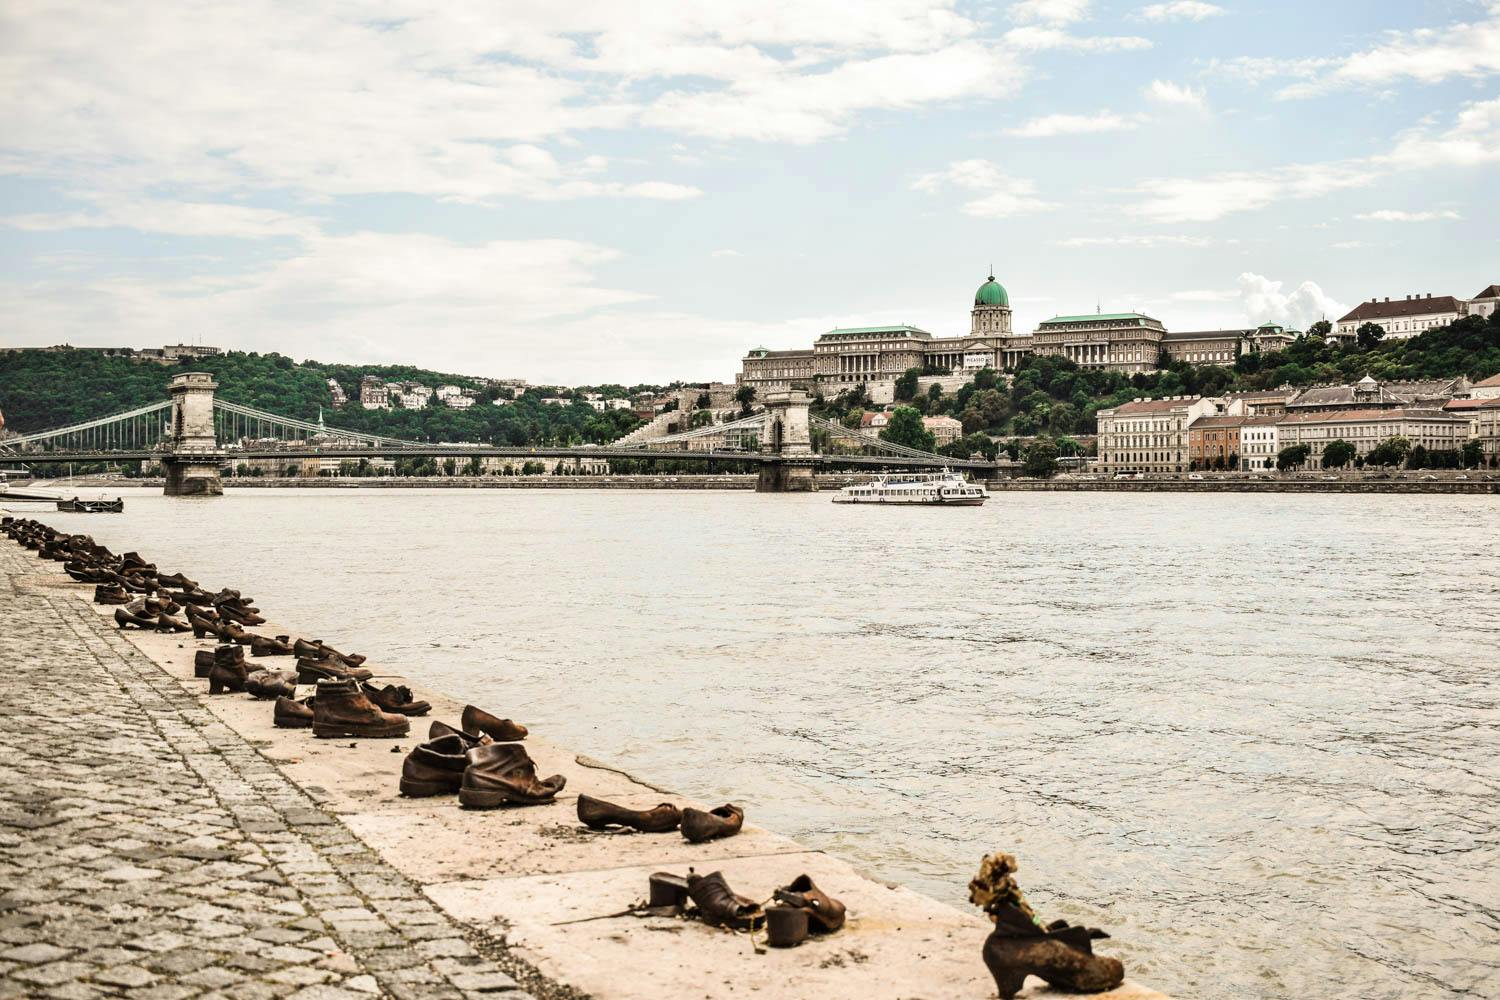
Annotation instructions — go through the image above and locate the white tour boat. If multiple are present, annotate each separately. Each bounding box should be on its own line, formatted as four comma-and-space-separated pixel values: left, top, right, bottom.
832, 470, 989, 506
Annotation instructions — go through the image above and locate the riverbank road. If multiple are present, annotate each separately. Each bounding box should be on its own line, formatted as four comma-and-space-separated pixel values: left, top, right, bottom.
0, 544, 550, 1000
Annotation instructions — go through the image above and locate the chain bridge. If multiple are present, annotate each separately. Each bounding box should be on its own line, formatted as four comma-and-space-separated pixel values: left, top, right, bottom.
0, 374, 996, 495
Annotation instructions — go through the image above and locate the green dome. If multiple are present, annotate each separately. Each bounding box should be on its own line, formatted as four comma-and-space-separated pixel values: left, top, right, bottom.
975, 274, 1009, 308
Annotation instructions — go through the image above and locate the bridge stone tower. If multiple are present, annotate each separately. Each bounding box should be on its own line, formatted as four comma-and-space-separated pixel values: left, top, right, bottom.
163, 372, 225, 497
756, 390, 817, 492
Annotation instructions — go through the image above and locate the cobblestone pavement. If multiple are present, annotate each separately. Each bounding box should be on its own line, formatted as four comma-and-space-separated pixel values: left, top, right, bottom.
0, 543, 561, 1000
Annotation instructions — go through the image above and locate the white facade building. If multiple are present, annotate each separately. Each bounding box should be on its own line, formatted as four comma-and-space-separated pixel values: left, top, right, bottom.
1238, 415, 1280, 470
1469, 284, 1500, 320
1277, 407, 1472, 466
1096, 396, 1221, 473
1335, 294, 1465, 340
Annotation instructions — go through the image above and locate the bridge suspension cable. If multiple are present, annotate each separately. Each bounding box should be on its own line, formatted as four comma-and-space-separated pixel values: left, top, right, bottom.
211, 399, 425, 448
617, 410, 768, 449
810, 415, 956, 461
0, 400, 172, 453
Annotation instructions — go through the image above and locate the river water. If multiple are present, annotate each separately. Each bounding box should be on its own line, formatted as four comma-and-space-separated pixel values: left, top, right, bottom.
22, 486, 1500, 999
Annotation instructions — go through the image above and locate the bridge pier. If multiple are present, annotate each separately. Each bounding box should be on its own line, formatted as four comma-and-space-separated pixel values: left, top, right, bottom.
163, 373, 225, 497
755, 390, 819, 493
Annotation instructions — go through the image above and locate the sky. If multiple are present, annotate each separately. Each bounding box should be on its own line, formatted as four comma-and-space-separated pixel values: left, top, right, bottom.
1, 0, 1498, 386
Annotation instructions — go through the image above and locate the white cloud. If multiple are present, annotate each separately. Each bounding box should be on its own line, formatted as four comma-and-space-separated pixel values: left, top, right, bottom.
1138, 2, 1225, 22
1165, 288, 1238, 302
1144, 79, 1205, 108
1, 198, 321, 240
1055, 235, 1215, 247
1010, 0, 1092, 25
1005, 111, 1138, 137
1354, 209, 1461, 222
1126, 98, 1500, 223
1237, 273, 1346, 329
1274, 8, 1500, 98
1004, 26, 1152, 51
711, 249, 743, 258
912, 159, 1058, 217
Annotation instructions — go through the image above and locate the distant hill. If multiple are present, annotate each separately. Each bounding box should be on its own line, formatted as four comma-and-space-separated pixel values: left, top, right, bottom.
0, 349, 656, 446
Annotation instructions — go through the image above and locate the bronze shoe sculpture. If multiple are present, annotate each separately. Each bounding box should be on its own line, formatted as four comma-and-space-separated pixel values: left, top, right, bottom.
113, 607, 157, 630
457, 743, 565, 809
293, 638, 366, 667
297, 657, 374, 685
970, 852, 1124, 999
208, 659, 249, 695
681, 804, 744, 843
311, 678, 409, 739
274, 695, 315, 729
365, 684, 430, 717
398, 735, 471, 797
686, 870, 764, 931
188, 608, 228, 640
157, 571, 198, 589
767, 874, 846, 947
194, 649, 217, 678
647, 872, 691, 913
577, 795, 682, 833
248, 633, 295, 657
245, 669, 297, 700
155, 612, 193, 633
94, 583, 130, 605
429, 720, 491, 749
460, 704, 528, 742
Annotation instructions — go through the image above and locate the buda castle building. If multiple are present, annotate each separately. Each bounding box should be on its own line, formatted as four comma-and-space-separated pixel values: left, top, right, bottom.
738, 272, 1298, 394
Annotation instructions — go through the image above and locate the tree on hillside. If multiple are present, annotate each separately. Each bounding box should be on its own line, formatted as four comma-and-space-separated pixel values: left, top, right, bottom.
1022, 440, 1059, 478
1276, 443, 1311, 471
894, 367, 920, 401
1366, 435, 1412, 467
878, 406, 935, 452
1322, 439, 1356, 469
735, 384, 756, 418
1357, 322, 1386, 350
1307, 319, 1332, 339
1461, 440, 1484, 469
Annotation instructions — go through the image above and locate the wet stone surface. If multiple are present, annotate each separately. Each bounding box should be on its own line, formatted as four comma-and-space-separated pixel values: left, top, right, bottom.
0, 545, 553, 1000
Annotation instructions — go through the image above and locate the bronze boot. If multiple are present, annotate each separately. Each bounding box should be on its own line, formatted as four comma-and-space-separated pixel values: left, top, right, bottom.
274, 695, 315, 729
982, 924, 1124, 999
681, 804, 744, 843
457, 743, 565, 809
297, 657, 374, 685
194, 649, 217, 678
208, 660, 249, 695
398, 735, 471, 797
245, 669, 297, 700
576, 795, 682, 833
311, 678, 409, 739
686, 871, 764, 931
249, 634, 295, 657
461, 704, 528, 742
94, 584, 130, 605
773, 874, 846, 934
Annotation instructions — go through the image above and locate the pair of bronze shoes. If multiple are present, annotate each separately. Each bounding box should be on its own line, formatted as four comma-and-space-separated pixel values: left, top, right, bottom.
645, 870, 844, 945
576, 798, 743, 843
399, 716, 561, 808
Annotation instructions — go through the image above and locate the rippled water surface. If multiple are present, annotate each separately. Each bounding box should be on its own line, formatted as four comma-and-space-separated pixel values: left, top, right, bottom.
25, 486, 1500, 998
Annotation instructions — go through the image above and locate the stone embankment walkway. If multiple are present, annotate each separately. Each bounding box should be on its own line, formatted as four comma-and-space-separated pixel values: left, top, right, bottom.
0, 544, 547, 1000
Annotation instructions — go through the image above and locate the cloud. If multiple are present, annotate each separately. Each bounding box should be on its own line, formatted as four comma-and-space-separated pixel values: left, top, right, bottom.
1144, 79, 1205, 107
1055, 235, 1216, 247
1354, 209, 1461, 222
1237, 273, 1346, 329
711, 249, 742, 258
1004, 26, 1152, 51
1126, 98, 1499, 222
1005, 111, 1138, 137
1009, 0, 1092, 25
1138, 2, 1225, 22
1, 198, 321, 240
912, 159, 1058, 217
1272, 8, 1500, 98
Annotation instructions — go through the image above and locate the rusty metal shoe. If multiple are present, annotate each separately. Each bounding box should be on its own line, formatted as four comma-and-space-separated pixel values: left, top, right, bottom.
460, 705, 528, 742
245, 669, 297, 700
577, 795, 682, 833
457, 743, 565, 809
274, 695, 315, 729
155, 612, 193, 633
398, 734, 471, 797
311, 678, 409, 739
156, 571, 198, 590
194, 649, 217, 678
188, 608, 228, 640
428, 720, 491, 748
982, 913, 1124, 1000
686, 870, 764, 931
113, 607, 156, 630
248, 633, 295, 657
648, 872, 692, 912
208, 660, 249, 695
297, 657, 374, 685
364, 684, 430, 717
94, 583, 131, 605
217, 603, 266, 626
681, 804, 744, 843
765, 905, 810, 948
292, 638, 365, 667
772, 874, 846, 934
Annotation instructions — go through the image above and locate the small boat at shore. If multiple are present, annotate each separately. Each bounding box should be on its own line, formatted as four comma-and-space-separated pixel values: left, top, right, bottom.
832, 470, 988, 506
56, 497, 124, 513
